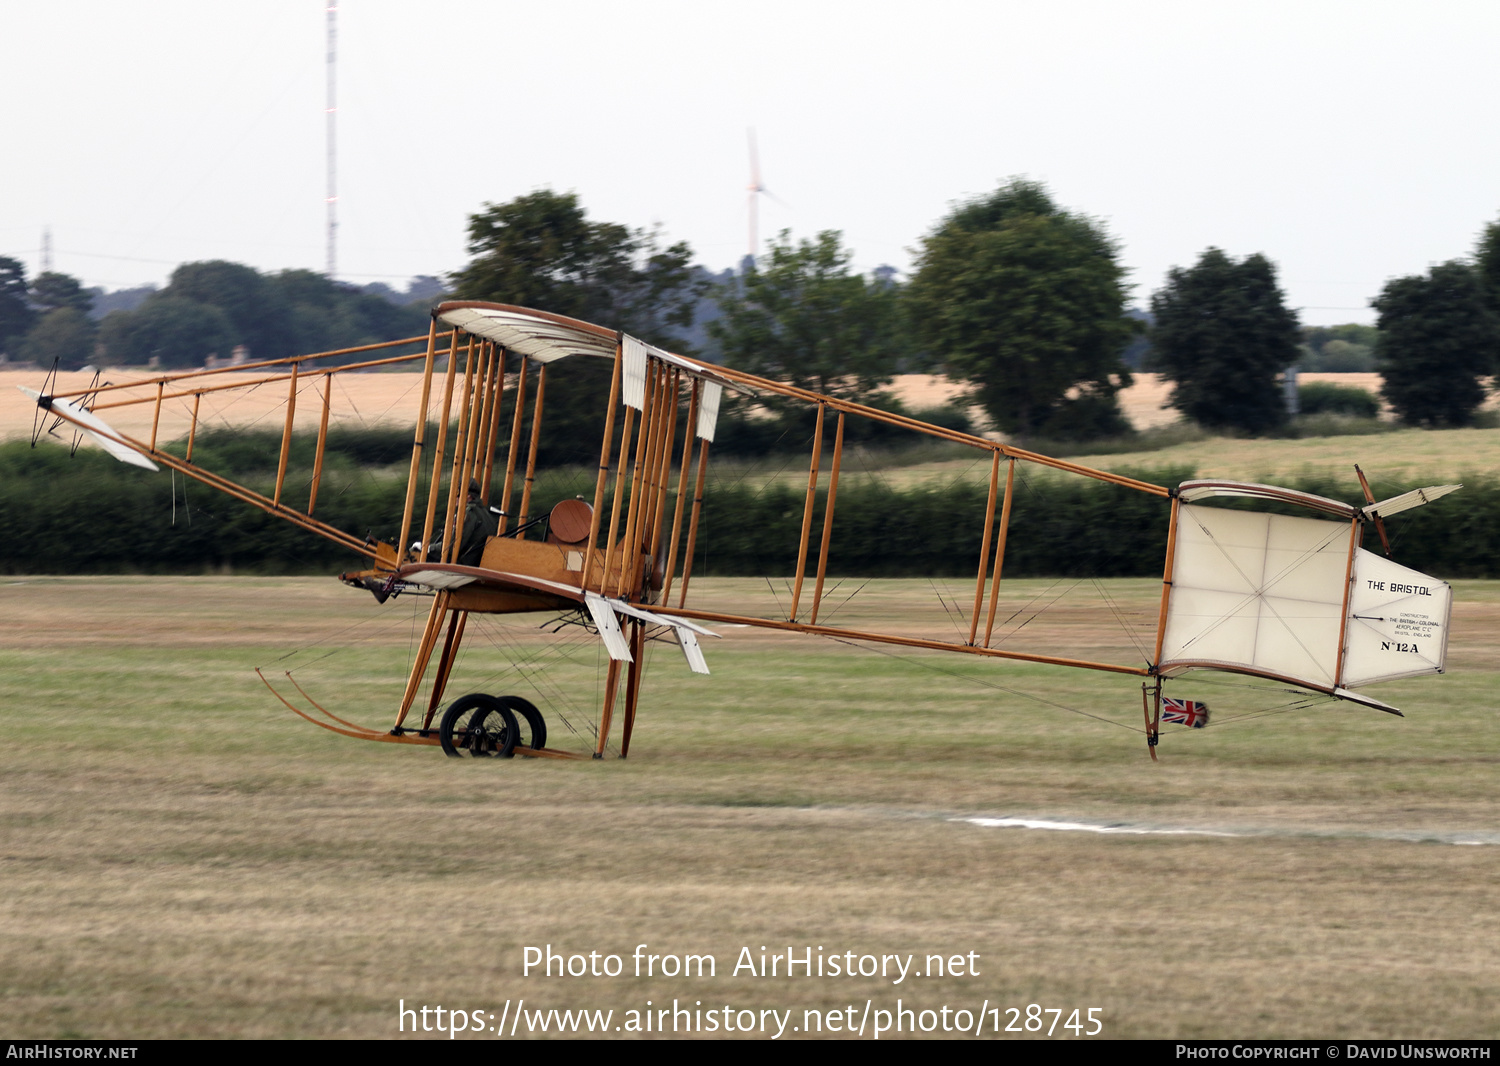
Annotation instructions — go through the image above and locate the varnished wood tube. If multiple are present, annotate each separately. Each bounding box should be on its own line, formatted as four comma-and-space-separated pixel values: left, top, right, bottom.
480, 347, 507, 498
70, 332, 449, 402
398, 319, 440, 561
307, 373, 332, 516
185, 392, 201, 462
788, 404, 825, 621
982, 458, 1017, 647
89, 347, 440, 410
641, 604, 1152, 678
581, 347, 622, 592
419, 330, 463, 558
273, 363, 300, 507
810, 412, 845, 626
660, 379, 699, 604
1151, 494, 1182, 669
440, 338, 479, 564
499, 356, 529, 532
599, 404, 635, 594
676, 438, 711, 607
518, 365, 547, 528
150, 382, 163, 450
615, 365, 659, 598
595, 657, 622, 757
968, 451, 1001, 645
394, 591, 450, 729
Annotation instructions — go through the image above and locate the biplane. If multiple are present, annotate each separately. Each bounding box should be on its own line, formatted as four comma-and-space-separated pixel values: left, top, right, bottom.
21, 302, 1460, 761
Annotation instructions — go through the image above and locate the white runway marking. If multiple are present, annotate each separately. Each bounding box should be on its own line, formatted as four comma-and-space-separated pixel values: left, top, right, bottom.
956, 815, 1500, 846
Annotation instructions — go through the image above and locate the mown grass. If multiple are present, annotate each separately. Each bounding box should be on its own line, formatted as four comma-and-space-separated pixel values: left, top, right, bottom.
2, 576, 1499, 1039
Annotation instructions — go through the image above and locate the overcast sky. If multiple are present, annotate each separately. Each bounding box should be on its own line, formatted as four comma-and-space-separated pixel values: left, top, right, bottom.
3, 0, 1497, 325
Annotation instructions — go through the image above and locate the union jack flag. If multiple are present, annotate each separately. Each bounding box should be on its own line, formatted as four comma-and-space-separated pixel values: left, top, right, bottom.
1161, 697, 1210, 728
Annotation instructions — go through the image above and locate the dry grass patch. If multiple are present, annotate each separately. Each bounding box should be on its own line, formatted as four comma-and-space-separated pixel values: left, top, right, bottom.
2, 576, 1498, 1038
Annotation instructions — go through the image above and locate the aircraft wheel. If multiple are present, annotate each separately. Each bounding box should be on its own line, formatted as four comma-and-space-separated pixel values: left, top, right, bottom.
439, 693, 516, 759
502, 695, 547, 753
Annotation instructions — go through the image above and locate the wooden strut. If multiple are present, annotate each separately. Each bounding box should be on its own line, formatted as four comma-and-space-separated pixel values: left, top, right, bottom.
595, 658, 622, 758
982, 458, 1016, 647
654, 604, 1151, 677
619, 620, 646, 757
581, 345, 623, 593
677, 434, 711, 608
1142, 680, 1160, 762
63, 332, 451, 403
273, 361, 299, 507
660, 378, 700, 605
398, 319, 440, 563
499, 355, 529, 532
789, 403, 825, 621
642, 370, 681, 595
33, 405, 375, 558
1152, 494, 1182, 670
185, 391, 202, 463
1354, 464, 1391, 556
150, 381, 163, 450
810, 411, 844, 625
616, 364, 659, 598
439, 338, 479, 564
422, 608, 470, 730
701, 362, 1170, 498
969, 451, 1001, 645
600, 404, 635, 593
455, 341, 492, 530
307, 372, 332, 516
394, 591, 451, 729
419, 329, 462, 559
1333, 513, 1363, 687
480, 347, 507, 498
518, 364, 547, 528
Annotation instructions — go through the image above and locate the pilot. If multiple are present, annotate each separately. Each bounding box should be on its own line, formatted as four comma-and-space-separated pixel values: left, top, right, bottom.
457, 479, 498, 566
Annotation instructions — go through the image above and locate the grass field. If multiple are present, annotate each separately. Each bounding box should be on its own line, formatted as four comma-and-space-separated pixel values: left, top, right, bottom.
3, 574, 1498, 1039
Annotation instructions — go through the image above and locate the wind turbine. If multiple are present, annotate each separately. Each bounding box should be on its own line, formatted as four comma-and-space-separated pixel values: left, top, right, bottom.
745, 127, 786, 265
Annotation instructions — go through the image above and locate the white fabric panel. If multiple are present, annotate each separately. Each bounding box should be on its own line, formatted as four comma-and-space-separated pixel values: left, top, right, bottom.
1177, 479, 1356, 518
607, 597, 720, 637
697, 381, 722, 441
21, 388, 160, 471
622, 335, 649, 410
584, 592, 634, 662
1363, 484, 1461, 520
437, 307, 616, 363
402, 569, 476, 590
1341, 549, 1451, 686
676, 628, 710, 674
1160, 505, 1353, 688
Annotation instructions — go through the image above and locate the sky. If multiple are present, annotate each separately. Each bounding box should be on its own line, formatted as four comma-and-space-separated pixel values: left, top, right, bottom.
2, 0, 1497, 325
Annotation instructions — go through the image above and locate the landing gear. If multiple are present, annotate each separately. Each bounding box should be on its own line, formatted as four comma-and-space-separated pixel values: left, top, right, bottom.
439, 693, 518, 759
504, 695, 548, 753
437, 693, 546, 759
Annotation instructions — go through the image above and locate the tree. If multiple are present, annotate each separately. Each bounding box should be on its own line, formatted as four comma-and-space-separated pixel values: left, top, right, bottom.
99, 297, 237, 368
1372, 261, 1498, 427
1148, 248, 1299, 435
450, 189, 702, 352
29, 271, 93, 316
1477, 219, 1500, 346
0, 256, 35, 354
710, 230, 904, 403
162, 260, 292, 360
451, 190, 706, 466
18, 308, 97, 370
906, 179, 1135, 439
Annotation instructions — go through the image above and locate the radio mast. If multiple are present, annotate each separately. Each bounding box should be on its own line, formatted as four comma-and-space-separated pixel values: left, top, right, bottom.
325, 1, 338, 279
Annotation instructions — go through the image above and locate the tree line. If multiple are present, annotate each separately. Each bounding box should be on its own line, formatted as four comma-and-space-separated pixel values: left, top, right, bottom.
0, 259, 432, 372
5, 184, 1499, 439
6, 435, 1497, 578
